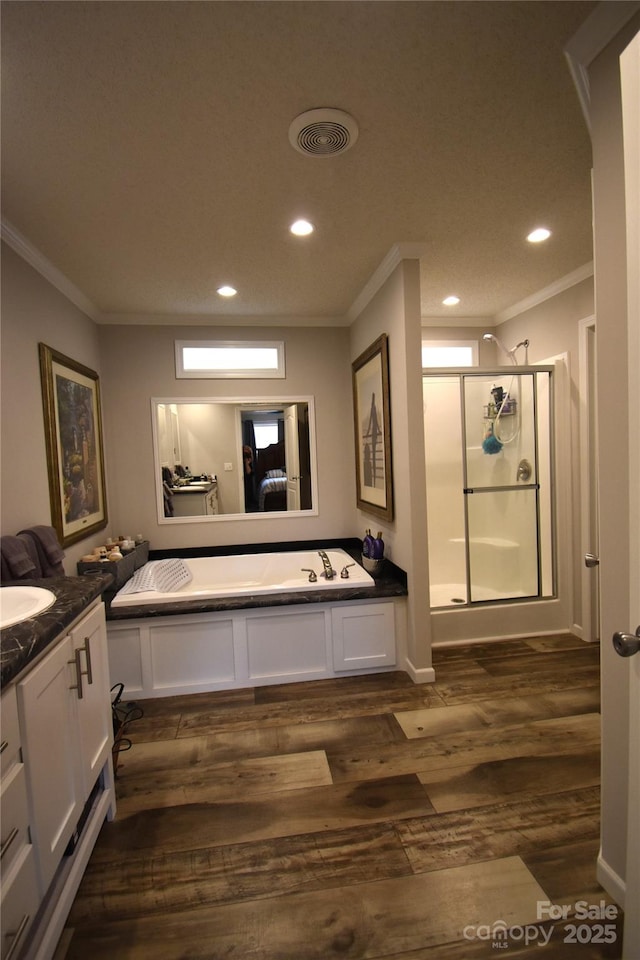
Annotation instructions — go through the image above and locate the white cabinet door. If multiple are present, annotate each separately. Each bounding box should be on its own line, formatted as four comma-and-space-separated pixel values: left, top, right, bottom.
331, 602, 396, 671
18, 635, 84, 892
69, 602, 113, 795
18, 601, 112, 892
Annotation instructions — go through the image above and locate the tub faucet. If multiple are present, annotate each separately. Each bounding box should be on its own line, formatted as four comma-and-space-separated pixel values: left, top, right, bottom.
318, 550, 336, 580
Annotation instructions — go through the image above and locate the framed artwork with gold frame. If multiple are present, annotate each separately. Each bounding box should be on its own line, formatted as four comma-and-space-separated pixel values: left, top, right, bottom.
39, 343, 108, 546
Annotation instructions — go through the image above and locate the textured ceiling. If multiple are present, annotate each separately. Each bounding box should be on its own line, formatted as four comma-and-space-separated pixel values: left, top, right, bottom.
0, 1, 597, 324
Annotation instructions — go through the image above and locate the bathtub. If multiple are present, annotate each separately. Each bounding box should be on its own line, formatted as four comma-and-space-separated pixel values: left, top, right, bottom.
110, 548, 374, 607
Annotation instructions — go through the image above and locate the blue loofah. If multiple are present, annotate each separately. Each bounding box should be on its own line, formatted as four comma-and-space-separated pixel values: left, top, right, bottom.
482, 430, 503, 455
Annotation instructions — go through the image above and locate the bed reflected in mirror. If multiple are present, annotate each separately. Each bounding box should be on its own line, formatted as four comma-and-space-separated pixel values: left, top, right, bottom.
152, 397, 317, 521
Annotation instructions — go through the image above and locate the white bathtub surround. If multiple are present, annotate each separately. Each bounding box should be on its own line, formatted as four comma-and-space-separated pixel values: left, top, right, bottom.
107, 599, 400, 699
110, 549, 373, 607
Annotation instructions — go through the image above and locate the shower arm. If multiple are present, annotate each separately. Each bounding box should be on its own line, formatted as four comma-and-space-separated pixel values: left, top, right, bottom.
508, 339, 530, 365
482, 333, 529, 366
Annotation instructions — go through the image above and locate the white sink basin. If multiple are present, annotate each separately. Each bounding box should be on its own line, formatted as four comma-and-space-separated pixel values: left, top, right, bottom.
0, 586, 56, 629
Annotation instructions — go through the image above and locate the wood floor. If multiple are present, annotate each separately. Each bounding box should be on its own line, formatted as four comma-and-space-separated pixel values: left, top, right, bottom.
61, 634, 624, 959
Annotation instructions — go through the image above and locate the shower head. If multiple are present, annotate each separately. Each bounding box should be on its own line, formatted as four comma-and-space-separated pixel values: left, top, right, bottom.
482, 332, 517, 365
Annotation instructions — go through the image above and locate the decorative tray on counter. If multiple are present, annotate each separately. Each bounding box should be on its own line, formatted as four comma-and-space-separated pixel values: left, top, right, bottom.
77, 541, 149, 589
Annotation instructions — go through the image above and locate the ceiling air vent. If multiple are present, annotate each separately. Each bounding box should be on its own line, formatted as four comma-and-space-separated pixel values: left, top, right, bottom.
288, 108, 359, 158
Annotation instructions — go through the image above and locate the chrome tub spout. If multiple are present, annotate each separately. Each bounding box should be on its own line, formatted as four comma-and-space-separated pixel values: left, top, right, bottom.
318, 550, 336, 580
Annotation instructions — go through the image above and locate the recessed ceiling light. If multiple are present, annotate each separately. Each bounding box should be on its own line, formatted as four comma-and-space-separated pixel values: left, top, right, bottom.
527, 227, 551, 243
217, 285, 237, 297
442, 295, 460, 306
290, 219, 315, 236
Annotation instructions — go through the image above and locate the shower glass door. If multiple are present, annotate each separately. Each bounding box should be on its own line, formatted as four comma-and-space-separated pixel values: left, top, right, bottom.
462, 370, 552, 603
423, 367, 554, 608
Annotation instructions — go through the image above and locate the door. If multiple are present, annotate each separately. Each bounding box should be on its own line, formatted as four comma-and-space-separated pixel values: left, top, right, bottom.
619, 33, 639, 959
18, 636, 83, 891
284, 404, 301, 510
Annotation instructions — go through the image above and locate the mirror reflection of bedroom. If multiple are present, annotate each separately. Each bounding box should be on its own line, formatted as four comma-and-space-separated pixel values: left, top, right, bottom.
154, 398, 315, 518
241, 403, 312, 513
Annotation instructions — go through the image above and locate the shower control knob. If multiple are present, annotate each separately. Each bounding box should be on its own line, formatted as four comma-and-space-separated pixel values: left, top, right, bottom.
612, 627, 640, 658
584, 553, 600, 568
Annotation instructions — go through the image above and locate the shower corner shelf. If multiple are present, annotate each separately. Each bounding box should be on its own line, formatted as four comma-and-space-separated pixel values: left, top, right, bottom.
483, 400, 517, 419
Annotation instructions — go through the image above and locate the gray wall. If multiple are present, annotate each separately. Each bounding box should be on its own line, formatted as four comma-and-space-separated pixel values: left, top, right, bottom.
350, 260, 432, 676
0, 242, 423, 575
97, 323, 355, 549
0, 242, 106, 572
499, 276, 595, 635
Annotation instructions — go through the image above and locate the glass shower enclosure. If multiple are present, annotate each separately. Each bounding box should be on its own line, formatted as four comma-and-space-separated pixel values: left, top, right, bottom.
423, 367, 555, 608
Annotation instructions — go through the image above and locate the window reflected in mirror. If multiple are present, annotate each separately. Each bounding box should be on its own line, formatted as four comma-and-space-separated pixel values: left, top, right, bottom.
152, 397, 317, 522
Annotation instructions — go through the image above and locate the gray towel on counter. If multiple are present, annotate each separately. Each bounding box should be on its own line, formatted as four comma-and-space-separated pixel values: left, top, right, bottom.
18, 526, 65, 576
0, 535, 38, 579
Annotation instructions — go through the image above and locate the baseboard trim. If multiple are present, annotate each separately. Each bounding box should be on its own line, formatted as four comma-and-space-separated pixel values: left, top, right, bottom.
432, 629, 577, 649
597, 851, 626, 908
404, 660, 436, 684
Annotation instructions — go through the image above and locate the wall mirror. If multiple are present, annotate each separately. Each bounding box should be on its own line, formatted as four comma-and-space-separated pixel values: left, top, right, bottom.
151, 397, 318, 522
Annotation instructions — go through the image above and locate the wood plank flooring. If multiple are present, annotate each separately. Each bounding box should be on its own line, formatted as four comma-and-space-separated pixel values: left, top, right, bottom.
61, 633, 624, 959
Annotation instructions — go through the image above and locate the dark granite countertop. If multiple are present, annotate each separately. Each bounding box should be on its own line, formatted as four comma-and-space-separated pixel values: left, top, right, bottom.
1, 573, 114, 688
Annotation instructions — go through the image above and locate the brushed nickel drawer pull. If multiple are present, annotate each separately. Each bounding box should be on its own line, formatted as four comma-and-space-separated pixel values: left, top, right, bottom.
0, 826, 19, 860
83, 636, 94, 685
4, 913, 30, 960
68, 649, 84, 700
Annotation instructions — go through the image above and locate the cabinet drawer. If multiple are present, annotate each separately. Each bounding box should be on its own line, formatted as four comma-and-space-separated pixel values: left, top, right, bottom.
1, 686, 21, 777
1, 845, 40, 960
1, 763, 31, 878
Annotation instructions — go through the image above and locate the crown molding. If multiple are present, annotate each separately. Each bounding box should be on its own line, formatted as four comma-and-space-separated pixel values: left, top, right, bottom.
421, 316, 494, 328
565, 0, 640, 134
494, 262, 594, 325
97, 312, 347, 327
1, 218, 99, 321
347, 242, 427, 323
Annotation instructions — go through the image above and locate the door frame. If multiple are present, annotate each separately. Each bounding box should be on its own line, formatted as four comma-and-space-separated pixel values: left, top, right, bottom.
578, 316, 599, 642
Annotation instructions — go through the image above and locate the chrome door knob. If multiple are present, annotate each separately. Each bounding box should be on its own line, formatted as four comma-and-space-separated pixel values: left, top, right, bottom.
613, 627, 640, 658
584, 553, 600, 568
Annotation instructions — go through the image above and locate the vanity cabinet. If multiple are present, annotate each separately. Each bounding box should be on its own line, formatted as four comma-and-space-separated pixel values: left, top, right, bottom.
18, 601, 113, 894
0, 599, 115, 960
171, 483, 218, 517
1, 687, 40, 960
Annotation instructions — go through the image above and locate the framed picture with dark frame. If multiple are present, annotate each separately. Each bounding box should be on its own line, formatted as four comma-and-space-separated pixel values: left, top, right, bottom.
352, 333, 393, 521
39, 343, 108, 546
